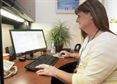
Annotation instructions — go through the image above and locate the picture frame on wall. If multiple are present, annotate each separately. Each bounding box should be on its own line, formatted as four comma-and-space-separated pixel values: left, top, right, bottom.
56, 0, 79, 14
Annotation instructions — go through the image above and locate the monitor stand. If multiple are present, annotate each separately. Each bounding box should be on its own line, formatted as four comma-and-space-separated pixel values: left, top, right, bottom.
25, 52, 35, 60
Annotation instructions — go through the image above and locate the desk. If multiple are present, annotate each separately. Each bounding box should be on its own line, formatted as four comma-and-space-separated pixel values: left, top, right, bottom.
5, 57, 78, 84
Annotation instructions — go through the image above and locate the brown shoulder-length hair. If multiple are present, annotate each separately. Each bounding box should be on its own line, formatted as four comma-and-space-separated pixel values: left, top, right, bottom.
75, 0, 113, 38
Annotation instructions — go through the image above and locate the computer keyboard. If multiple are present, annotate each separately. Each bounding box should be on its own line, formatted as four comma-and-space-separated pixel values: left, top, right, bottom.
24, 55, 59, 71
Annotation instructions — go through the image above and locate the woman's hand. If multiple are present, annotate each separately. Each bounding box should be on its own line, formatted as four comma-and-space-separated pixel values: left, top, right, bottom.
36, 64, 57, 77
59, 50, 79, 58
36, 64, 73, 84
59, 50, 71, 58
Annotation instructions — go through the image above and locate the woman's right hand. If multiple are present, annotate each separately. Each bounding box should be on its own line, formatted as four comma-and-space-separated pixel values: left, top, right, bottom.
59, 50, 71, 58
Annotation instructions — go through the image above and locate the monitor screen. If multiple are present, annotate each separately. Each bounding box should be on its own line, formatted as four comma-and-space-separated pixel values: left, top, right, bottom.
10, 29, 47, 55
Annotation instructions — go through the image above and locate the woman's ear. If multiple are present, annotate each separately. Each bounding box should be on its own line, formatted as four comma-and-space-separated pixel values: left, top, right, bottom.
88, 13, 93, 20
90, 16, 93, 20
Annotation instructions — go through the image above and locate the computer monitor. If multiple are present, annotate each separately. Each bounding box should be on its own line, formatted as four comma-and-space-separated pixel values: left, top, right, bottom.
10, 29, 47, 59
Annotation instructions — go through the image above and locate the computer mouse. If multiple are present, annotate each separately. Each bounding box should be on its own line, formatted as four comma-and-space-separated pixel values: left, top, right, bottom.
19, 57, 26, 61
61, 52, 65, 55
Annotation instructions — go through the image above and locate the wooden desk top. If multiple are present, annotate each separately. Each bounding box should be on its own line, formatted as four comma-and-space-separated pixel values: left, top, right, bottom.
4, 57, 78, 84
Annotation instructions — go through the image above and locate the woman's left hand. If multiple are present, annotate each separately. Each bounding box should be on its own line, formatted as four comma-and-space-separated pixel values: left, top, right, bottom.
36, 64, 57, 77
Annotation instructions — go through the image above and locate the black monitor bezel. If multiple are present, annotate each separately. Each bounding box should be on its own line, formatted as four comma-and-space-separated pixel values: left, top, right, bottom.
10, 29, 47, 56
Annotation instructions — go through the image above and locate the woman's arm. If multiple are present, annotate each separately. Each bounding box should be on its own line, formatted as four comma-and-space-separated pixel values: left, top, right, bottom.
69, 52, 79, 58
59, 50, 80, 58
36, 64, 73, 84
54, 67, 73, 84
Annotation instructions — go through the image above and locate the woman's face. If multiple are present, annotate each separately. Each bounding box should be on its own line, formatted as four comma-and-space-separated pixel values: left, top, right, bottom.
76, 11, 93, 30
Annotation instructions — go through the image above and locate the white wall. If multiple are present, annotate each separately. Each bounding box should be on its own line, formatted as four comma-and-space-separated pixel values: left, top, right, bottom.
104, 0, 117, 21
31, 0, 85, 50
104, 0, 117, 34
31, 0, 104, 49
2, 24, 14, 53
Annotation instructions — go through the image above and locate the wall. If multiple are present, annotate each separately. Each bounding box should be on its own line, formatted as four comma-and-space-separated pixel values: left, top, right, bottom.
31, 0, 103, 50
2, 24, 14, 53
104, 0, 117, 34
31, 0, 86, 50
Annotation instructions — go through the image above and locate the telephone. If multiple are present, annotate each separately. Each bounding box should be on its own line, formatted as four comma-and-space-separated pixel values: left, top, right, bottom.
3, 60, 18, 78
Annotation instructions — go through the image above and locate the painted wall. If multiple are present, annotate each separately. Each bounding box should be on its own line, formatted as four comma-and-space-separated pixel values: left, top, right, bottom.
2, 24, 14, 53
31, 0, 86, 50
104, 0, 117, 34
31, 0, 103, 50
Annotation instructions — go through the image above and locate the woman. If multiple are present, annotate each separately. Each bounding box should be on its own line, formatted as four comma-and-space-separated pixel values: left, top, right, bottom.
36, 0, 117, 84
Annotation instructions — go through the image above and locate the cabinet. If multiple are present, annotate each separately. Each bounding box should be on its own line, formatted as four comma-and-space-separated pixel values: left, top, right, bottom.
16, 0, 35, 21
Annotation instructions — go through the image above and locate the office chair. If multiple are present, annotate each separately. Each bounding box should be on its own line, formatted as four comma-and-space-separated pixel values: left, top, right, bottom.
51, 61, 78, 84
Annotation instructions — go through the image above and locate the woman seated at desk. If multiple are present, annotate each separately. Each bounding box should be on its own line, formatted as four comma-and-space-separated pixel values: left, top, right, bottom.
36, 0, 117, 84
